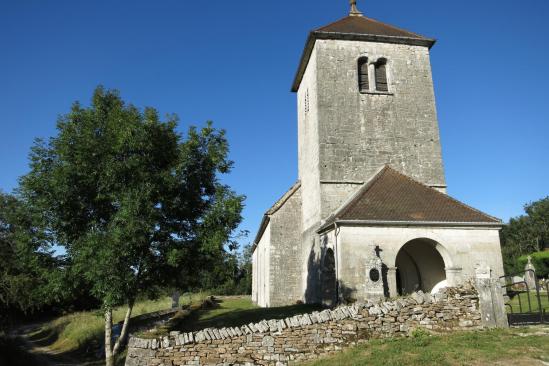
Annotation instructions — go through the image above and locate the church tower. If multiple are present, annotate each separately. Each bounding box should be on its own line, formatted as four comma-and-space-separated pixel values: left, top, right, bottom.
293, 2, 446, 230
253, 2, 505, 308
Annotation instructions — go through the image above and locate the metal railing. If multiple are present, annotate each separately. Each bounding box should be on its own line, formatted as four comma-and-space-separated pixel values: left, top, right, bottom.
500, 269, 547, 325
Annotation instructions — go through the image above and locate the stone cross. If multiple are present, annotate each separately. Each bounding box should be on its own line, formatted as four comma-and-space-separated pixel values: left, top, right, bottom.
349, 0, 363, 16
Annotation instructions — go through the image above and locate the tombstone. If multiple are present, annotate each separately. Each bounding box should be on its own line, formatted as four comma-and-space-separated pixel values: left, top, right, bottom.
474, 265, 508, 328
524, 256, 537, 291
364, 245, 384, 300
171, 291, 180, 309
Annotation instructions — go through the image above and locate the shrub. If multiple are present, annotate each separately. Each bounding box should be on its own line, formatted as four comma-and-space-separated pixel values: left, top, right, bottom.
411, 328, 431, 347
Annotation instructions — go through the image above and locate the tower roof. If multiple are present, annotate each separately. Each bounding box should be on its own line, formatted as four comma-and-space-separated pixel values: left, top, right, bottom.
316, 15, 431, 40
319, 166, 501, 231
291, 14, 436, 92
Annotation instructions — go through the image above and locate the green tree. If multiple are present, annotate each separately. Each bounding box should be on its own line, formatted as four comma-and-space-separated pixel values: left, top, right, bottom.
19, 87, 244, 366
0, 192, 59, 327
501, 196, 549, 274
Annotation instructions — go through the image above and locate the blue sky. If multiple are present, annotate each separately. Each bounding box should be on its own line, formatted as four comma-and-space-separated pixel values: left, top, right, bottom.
1, 0, 548, 248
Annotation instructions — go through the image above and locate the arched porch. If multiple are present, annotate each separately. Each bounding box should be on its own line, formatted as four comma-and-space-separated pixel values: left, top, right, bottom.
392, 238, 449, 295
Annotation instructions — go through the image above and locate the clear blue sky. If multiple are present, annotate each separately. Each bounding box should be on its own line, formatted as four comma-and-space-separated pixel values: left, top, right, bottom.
1, 0, 548, 247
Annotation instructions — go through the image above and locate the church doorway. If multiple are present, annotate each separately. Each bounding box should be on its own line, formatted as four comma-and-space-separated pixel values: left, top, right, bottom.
395, 238, 446, 295
321, 248, 336, 306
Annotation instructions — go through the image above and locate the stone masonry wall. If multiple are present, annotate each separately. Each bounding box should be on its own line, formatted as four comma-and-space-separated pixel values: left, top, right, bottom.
269, 188, 303, 306
125, 285, 482, 366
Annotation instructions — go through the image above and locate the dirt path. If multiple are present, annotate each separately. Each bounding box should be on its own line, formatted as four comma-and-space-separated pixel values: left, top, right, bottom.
12, 323, 103, 366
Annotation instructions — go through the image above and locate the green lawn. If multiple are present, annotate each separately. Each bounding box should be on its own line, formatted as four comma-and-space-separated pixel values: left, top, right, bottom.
506, 291, 549, 313
302, 327, 549, 366
24, 292, 210, 360
172, 296, 322, 332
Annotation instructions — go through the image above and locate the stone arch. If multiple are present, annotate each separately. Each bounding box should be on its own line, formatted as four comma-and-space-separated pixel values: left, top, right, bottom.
395, 238, 448, 295
321, 248, 336, 307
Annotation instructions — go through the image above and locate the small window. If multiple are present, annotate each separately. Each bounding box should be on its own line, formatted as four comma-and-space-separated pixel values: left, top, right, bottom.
358, 57, 369, 92
375, 59, 388, 92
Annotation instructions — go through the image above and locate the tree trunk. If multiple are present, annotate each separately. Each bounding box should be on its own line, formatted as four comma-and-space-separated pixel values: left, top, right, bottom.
113, 300, 134, 356
105, 308, 114, 366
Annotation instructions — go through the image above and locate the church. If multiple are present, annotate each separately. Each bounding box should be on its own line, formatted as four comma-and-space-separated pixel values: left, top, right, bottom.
251, 2, 505, 307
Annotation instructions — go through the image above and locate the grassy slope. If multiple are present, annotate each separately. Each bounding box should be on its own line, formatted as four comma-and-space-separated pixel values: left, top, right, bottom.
303, 328, 549, 366
14, 295, 549, 366
27, 293, 210, 357
172, 296, 322, 332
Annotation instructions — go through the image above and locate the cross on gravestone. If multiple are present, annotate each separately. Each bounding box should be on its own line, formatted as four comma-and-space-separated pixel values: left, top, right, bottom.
374, 245, 382, 258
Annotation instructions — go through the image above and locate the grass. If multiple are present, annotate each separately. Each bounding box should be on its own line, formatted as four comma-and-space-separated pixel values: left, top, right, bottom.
506, 291, 549, 313
17, 294, 549, 366
26, 292, 210, 358
172, 296, 323, 332
302, 327, 549, 366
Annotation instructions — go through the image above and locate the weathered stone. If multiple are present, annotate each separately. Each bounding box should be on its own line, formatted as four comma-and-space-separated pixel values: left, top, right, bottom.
125, 285, 483, 366
411, 291, 425, 305
262, 336, 275, 347
459, 320, 473, 327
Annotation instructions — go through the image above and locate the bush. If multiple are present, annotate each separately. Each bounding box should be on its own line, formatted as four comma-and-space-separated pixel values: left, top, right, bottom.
518, 251, 549, 278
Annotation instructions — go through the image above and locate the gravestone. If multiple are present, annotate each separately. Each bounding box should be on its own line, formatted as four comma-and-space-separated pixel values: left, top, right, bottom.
171, 291, 180, 309
474, 266, 508, 328
364, 245, 384, 300
524, 256, 537, 291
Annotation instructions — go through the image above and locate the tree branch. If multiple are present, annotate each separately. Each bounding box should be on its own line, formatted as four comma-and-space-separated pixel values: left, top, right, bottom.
113, 299, 134, 356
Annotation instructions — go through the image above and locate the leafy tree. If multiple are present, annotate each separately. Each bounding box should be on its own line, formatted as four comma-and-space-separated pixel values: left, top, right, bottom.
19, 87, 244, 366
0, 192, 60, 327
236, 243, 253, 294
501, 196, 549, 274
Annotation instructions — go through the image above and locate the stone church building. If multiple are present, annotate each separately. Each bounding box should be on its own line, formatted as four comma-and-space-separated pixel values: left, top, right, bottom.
251, 4, 505, 307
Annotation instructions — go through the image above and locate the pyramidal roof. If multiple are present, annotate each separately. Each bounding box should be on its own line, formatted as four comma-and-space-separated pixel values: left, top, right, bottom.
320, 166, 501, 230
291, 13, 435, 92
315, 14, 430, 40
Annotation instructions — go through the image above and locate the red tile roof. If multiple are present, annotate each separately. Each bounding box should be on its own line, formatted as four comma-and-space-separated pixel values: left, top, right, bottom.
315, 15, 429, 40
291, 15, 435, 92
329, 166, 500, 225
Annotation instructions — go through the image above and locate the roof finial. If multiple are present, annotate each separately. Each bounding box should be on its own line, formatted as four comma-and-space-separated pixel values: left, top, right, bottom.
349, 0, 363, 16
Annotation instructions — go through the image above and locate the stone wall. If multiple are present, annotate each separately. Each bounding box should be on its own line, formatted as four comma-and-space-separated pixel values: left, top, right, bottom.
314, 40, 446, 191
297, 39, 447, 223
269, 188, 303, 306
125, 285, 482, 366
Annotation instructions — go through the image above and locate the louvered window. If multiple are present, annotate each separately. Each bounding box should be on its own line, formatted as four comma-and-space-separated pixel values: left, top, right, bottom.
358, 57, 369, 92
375, 60, 388, 92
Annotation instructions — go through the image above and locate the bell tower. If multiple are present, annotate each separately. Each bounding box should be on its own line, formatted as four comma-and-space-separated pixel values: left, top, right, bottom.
294, 2, 446, 229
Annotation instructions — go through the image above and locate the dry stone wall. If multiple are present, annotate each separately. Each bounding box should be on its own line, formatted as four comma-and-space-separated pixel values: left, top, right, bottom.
125, 285, 482, 366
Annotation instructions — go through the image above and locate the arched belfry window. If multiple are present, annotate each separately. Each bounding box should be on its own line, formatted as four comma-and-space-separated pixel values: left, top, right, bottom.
375, 58, 389, 92
358, 57, 369, 93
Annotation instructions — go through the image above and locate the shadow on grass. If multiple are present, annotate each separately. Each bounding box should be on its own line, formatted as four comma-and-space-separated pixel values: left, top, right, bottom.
0, 335, 43, 366
173, 298, 324, 332
26, 322, 63, 348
